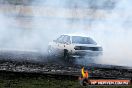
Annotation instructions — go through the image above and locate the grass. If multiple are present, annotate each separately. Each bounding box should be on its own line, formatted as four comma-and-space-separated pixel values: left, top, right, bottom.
0, 71, 131, 88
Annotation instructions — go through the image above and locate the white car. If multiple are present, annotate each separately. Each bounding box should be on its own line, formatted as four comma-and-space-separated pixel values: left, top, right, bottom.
48, 34, 103, 60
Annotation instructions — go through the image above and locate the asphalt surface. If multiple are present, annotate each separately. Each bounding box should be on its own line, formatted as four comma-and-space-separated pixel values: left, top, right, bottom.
0, 50, 132, 79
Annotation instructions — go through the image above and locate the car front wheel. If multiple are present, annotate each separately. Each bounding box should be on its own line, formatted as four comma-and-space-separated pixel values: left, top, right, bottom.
64, 49, 69, 60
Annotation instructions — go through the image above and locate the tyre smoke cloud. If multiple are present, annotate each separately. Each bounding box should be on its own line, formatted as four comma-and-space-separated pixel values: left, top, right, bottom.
89, 0, 132, 66
0, 0, 131, 66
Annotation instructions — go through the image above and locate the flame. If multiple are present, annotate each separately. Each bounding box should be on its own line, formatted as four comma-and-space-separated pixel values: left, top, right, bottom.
81, 67, 89, 78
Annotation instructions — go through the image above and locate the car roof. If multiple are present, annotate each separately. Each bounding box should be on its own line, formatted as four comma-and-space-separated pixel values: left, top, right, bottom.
63, 34, 89, 37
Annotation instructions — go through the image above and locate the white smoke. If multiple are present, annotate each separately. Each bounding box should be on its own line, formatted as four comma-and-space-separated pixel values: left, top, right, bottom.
89, 0, 132, 66
31, 0, 132, 66
0, 0, 132, 66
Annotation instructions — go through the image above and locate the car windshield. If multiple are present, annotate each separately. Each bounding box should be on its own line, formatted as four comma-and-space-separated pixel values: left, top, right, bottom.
72, 36, 97, 44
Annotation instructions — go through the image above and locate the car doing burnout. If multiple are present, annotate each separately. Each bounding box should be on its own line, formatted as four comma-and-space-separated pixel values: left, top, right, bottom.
48, 34, 103, 60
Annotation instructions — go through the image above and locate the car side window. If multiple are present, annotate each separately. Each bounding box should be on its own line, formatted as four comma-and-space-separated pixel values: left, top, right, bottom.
56, 35, 64, 43
63, 36, 71, 44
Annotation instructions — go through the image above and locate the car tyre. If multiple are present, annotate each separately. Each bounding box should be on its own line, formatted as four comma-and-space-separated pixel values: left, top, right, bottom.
64, 49, 69, 60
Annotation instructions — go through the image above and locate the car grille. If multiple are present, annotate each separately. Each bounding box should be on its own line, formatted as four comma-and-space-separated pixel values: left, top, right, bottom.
74, 46, 102, 51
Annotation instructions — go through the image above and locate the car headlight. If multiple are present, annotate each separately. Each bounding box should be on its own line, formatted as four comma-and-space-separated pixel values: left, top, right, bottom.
74, 46, 80, 50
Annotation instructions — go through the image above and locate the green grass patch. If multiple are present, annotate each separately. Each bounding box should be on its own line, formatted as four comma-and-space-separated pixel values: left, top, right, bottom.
0, 71, 131, 88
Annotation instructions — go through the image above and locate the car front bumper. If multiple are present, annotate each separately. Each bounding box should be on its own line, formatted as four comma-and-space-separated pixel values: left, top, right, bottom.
69, 50, 103, 58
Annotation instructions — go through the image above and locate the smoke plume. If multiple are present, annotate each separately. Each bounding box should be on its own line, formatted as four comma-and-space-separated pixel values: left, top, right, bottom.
0, 0, 132, 66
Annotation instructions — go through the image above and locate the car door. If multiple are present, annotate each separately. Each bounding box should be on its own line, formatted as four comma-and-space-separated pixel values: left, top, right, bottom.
62, 35, 71, 50
49, 35, 63, 55
55, 35, 71, 56
53, 35, 65, 56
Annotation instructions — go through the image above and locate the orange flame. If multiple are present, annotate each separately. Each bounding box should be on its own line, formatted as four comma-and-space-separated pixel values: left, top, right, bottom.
81, 67, 89, 78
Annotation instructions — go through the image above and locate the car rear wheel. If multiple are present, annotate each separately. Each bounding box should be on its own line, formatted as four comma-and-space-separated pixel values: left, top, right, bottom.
48, 46, 55, 56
